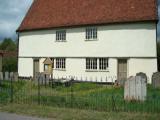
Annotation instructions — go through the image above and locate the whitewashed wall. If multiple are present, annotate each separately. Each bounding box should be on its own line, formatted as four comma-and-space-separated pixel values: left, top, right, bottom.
128, 58, 157, 83
18, 57, 157, 83
18, 58, 118, 82
52, 58, 117, 82
18, 23, 157, 82
18, 58, 33, 77
19, 23, 157, 58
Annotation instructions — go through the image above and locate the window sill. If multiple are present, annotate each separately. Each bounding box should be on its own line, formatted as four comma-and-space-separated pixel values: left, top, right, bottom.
85, 69, 109, 72
55, 40, 67, 42
99, 70, 109, 72
85, 39, 98, 41
86, 70, 99, 72
53, 69, 66, 71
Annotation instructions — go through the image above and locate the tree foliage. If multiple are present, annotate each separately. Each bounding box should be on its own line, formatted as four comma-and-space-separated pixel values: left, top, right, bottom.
0, 38, 17, 51
0, 38, 17, 72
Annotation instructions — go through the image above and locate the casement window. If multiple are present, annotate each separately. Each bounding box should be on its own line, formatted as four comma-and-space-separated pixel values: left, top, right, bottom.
56, 30, 66, 41
99, 58, 108, 70
86, 27, 97, 40
86, 58, 97, 70
55, 58, 66, 69
86, 58, 108, 71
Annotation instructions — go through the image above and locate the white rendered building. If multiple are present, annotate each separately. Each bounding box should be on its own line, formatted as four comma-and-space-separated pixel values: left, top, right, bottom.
17, 0, 158, 83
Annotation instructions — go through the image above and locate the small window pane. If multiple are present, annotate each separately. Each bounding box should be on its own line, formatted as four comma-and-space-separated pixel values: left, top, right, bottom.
86, 58, 97, 70
99, 58, 108, 70
56, 58, 66, 69
56, 30, 66, 41
86, 27, 97, 40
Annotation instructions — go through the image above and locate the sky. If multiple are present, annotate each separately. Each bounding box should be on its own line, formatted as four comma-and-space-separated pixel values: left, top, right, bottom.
0, 0, 33, 40
0, 0, 160, 41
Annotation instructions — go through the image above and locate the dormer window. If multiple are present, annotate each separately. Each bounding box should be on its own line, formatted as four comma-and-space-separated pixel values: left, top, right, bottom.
56, 30, 66, 42
86, 27, 97, 40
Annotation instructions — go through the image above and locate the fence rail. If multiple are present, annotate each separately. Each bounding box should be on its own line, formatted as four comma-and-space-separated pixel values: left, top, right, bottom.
0, 73, 160, 113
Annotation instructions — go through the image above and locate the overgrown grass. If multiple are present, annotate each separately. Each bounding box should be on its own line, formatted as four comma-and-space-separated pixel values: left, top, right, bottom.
0, 80, 26, 103
0, 80, 160, 113
0, 103, 160, 120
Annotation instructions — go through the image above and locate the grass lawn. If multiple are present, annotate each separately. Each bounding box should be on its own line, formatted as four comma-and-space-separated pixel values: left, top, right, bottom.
0, 103, 160, 120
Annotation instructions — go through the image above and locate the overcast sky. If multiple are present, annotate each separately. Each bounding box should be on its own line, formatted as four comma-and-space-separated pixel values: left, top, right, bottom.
0, 0, 160, 40
0, 0, 33, 40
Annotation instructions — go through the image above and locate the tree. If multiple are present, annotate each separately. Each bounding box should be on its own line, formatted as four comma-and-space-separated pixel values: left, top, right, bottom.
0, 38, 17, 72
0, 38, 17, 51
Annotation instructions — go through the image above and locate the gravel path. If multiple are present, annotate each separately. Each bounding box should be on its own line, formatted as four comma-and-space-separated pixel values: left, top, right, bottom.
0, 112, 49, 120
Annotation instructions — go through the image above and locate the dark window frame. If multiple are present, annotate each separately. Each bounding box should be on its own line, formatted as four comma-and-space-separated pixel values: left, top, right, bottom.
86, 27, 97, 40
56, 30, 66, 41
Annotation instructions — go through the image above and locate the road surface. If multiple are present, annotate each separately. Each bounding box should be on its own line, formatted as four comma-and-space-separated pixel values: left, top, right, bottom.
0, 112, 50, 120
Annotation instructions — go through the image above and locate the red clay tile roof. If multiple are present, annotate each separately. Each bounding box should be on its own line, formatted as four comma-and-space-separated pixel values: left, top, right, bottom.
17, 0, 158, 32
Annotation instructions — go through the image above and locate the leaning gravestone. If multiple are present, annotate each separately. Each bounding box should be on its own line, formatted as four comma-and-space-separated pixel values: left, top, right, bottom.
0, 72, 3, 85
34, 72, 41, 85
0, 72, 3, 80
152, 72, 160, 88
35, 72, 41, 81
45, 74, 50, 85
124, 76, 147, 101
5, 72, 9, 80
10, 72, 14, 80
39, 73, 45, 85
13, 72, 19, 81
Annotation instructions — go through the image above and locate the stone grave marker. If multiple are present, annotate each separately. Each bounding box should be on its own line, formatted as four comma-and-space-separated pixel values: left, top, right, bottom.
136, 72, 147, 82
10, 72, 14, 80
45, 74, 50, 85
39, 73, 45, 85
5, 72, 9, 80
35, 72, 41, 81
124, 76, 147, 101
152, 72, 160, 88
118, 79, 126, 86
13, 72, 19, 81
0, 72, 3, 80
0, 72, 3, 85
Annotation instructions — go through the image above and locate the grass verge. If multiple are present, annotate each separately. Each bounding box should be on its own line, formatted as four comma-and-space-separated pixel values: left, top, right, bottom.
0, 103, 160, 120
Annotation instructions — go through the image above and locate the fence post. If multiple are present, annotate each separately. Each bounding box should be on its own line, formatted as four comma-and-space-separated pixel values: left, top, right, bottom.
70, 78, 74, 108
111, 77, 116, 111
38, 73, 40, 105
45, 74, 47, 88
10, 75, 13, 103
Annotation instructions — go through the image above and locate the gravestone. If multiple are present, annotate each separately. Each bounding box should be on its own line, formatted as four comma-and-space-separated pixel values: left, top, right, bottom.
45, 74, 50, 85
152, 72, 160, 88
118, 79, 126, 86
0, 72, 3, 85
5, 72, 9, 80
0, 72, 3, 80
13, 72, 19, 81
124, 76, 147, 101
136, 72, 147, 82
39, 73, 45, 85
10, 72, 14, 80
35, 72, 41, 81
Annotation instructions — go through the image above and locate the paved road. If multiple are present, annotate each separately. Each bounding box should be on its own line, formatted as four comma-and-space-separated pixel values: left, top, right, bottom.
0, 112, 49, 120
